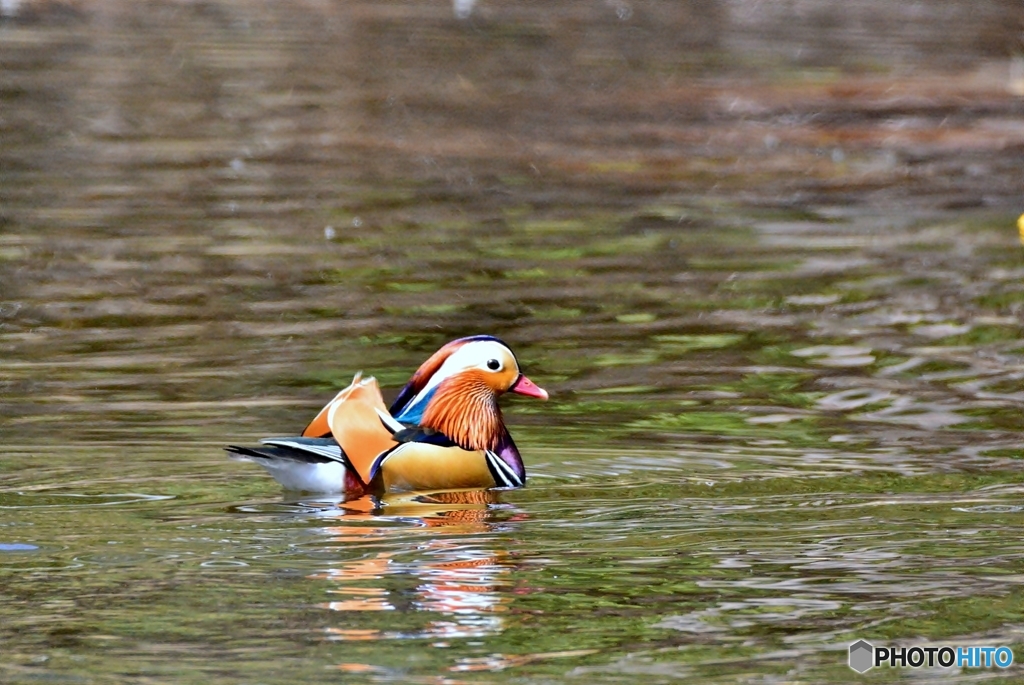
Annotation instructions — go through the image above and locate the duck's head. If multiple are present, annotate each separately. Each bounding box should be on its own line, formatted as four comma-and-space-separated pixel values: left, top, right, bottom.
390, 335, 547, 449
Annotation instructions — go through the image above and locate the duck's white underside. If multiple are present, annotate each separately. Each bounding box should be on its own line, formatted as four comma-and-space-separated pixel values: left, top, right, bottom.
253, 460, 348, 493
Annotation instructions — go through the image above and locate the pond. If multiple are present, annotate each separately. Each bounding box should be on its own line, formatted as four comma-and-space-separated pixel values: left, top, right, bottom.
2, 0, 1024, 682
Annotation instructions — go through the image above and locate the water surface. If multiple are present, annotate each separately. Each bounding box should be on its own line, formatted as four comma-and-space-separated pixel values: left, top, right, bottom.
2, 1, 1024, 682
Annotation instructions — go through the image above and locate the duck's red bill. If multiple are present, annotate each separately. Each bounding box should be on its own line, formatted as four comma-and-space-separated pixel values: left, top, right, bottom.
511, 374, 549, 400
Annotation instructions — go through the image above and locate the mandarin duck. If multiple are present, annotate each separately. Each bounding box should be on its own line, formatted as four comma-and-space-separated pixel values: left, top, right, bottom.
227, 336, 547, 494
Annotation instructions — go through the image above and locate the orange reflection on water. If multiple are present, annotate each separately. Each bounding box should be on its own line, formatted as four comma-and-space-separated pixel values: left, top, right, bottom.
312, 490, 520, 641
324, 584, 394, 612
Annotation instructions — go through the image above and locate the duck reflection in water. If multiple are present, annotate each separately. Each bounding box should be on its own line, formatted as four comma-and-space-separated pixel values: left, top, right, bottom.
298, 488, 526, 642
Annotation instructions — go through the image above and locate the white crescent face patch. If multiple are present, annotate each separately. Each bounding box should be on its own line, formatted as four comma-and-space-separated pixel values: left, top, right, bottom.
486, 450, 524, 488
408, 340, 518, 405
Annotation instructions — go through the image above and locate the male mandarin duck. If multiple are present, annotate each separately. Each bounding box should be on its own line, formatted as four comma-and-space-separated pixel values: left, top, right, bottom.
227, 336, 547, 494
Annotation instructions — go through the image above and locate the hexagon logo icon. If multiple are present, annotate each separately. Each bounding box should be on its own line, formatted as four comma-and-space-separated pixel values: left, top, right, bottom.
849, 640, 874, 673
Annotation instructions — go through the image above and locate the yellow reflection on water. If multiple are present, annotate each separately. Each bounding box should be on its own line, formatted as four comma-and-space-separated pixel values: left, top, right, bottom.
307, 490, 518, 643
451, 649, 601, 673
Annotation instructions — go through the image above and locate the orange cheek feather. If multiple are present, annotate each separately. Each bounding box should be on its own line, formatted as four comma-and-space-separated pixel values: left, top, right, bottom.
420, 372, 502, 451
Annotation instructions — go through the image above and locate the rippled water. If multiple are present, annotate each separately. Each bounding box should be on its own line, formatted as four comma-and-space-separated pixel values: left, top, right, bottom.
3, 0, 1024, 682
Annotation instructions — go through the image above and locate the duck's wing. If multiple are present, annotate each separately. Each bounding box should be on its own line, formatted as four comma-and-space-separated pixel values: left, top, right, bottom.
226, 437, 343, 464
226, 437, 363, 493
324, 375, 402, 485
230, 375, 404, 493
301, 372, 365, 438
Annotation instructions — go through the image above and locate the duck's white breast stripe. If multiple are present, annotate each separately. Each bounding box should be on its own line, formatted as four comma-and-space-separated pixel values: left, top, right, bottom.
486, 450, 522, 488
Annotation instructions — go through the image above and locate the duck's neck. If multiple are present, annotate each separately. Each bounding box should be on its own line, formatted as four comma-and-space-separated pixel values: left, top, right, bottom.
420, 374, 505, 451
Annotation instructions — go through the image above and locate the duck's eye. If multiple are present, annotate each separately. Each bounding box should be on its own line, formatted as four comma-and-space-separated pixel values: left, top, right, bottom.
486, 359, 502, 371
